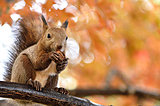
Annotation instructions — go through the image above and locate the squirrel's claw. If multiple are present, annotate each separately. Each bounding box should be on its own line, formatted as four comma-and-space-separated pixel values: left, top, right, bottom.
27, 78, 42, 91
49, 52, 63, 63
54, 87, 69, 95
56, 58, 68, 73
49, 51, 68, 73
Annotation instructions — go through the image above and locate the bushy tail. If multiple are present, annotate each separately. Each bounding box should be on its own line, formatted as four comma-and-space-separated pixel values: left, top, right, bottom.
4, 12, 43, 81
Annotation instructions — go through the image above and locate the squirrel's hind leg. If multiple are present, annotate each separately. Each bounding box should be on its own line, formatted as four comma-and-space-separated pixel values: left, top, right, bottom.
11, 54, 35, 83
44, 75, 69, 94
11, 53, 42, 91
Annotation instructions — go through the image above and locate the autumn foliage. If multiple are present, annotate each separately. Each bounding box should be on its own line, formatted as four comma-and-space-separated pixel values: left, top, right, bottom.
1, 0, 160, 105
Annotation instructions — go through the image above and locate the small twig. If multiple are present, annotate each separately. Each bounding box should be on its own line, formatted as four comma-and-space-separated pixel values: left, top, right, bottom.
0, 81, 102, 106
105, 69, 131, 89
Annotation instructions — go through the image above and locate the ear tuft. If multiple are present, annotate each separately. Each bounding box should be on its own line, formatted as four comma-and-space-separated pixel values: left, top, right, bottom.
41, 15, 48, 33
41, 15, 48, 25
61, 19, 68, 30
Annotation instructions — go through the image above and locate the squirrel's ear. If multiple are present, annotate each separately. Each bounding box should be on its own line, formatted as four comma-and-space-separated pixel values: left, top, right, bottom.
41, 15, 48, 32
61, 19, 68, 30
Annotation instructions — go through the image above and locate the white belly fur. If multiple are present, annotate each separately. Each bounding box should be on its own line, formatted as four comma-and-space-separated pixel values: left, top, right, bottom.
34, 61, 57, 87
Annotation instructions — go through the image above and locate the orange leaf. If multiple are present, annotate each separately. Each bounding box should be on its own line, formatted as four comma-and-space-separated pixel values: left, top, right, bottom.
24, 0, 35, 7
41, 0, 55, 13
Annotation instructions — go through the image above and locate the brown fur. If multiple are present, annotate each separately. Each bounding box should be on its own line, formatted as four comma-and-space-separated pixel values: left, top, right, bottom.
4, 12, 43, 81
22, 54, 36, 81
44, 75, 58, 89
4, 12, 69, 106
5, 12, 68, 89
33, 50, 52, 70
10, 54, 34, 83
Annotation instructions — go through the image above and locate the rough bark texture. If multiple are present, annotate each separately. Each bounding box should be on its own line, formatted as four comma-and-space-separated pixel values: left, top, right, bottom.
0, 81, 101, 106
1, 81, 159, 106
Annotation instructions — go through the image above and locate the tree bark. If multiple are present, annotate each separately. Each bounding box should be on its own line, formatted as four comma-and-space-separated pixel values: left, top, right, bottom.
1, 81, 160, 105
0, 81, 101, 106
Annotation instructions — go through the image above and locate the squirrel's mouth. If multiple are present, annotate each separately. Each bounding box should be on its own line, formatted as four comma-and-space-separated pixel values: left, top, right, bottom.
50, 42, 65, 53
56, 45, 62, 51
55, 45, 65, 53
50, 45, 64, 53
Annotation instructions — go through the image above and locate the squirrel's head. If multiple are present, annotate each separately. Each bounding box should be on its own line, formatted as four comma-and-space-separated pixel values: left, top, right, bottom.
40, 15, 68, 53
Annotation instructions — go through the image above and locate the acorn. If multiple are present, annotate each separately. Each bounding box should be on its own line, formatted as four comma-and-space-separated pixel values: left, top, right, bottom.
56, 50, 65, 61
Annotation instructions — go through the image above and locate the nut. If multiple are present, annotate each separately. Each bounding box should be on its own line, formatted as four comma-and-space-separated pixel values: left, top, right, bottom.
56, 51, 65, 60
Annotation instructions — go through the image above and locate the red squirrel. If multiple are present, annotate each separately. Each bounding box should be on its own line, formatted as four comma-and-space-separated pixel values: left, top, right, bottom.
4, 12, 69, 94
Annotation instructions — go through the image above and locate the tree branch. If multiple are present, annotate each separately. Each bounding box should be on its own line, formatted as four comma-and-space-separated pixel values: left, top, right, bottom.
1, 81, 159, 105
0, 81, 101, 106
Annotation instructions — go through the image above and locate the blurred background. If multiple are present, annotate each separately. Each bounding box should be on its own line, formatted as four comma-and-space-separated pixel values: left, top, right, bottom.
1, 0, 160, 105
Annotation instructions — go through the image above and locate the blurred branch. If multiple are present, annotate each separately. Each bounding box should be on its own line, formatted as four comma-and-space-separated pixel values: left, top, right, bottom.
0, 81, 101, 106
105, 69, 130, 88
69, 69, 160, 100
70, 88, 160, 100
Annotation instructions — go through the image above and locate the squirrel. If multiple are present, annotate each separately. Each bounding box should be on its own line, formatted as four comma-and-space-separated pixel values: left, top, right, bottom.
4, 12, 69, 94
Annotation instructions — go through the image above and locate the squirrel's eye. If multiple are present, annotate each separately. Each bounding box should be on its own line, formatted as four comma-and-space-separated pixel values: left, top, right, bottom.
47, 34, 51, 38
66, 36, 68, 40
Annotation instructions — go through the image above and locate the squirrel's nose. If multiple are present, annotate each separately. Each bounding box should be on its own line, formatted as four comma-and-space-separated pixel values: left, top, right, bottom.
56, 45, 62, 51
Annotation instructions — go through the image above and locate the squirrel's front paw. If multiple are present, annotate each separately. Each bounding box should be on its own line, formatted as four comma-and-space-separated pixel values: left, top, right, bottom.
49, 51, 68, 73
49, 51, 64, 63
27, 78, 42, 91
54, 87, 69, 95
56, 58, 68, 73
